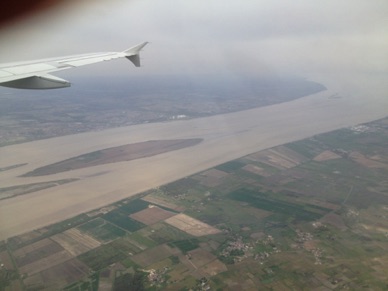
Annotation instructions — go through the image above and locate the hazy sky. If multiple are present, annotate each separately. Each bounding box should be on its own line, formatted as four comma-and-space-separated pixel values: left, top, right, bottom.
0, 0, 387, 80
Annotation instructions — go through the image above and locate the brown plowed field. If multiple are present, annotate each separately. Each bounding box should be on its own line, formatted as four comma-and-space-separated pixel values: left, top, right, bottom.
313, 150, 341, 161
51, 229, 101, 257
165, 214, 221, 236
19, 250, 73, 275
130, 206, 176, 225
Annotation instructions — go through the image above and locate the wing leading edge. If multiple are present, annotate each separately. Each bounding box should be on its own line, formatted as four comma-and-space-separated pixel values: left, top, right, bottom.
0, 42, 148, 89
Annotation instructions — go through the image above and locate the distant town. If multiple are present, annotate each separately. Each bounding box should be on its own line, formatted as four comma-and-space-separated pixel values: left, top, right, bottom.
0, 75, 325, 146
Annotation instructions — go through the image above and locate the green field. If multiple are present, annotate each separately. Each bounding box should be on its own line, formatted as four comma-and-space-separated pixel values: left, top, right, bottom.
78, 244, 128, 271
147, 223, 192, 244
116, 198, 149, 215
229, 188, 325, 222
128, 232, 158, 249
169, 239, 199, 253
103, 210, 145, 232
109, 238, 143, 255
78, 218, 126, 242
215, 160, 246, 173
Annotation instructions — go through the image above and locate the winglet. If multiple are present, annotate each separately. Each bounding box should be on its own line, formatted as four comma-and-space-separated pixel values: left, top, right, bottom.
123, 42, 148, 67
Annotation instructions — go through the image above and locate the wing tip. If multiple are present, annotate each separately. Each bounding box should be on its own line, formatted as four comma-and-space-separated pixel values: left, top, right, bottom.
123, 42, 148, 55
124, 42, 148, 67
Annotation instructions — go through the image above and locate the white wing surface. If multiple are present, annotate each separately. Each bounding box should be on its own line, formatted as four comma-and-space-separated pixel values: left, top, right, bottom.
0, 42, 148, 89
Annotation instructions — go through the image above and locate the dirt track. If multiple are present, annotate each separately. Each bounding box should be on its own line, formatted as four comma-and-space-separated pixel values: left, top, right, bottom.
0, 75, 387, 240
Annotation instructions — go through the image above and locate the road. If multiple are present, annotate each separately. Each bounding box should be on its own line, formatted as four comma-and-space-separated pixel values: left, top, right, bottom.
0, 75, 387, 240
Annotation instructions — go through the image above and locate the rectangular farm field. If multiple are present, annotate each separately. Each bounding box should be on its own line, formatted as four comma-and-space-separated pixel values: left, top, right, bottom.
103, 210, 145, 232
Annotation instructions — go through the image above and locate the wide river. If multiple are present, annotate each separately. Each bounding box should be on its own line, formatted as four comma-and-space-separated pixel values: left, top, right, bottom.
0, 74, 387, 240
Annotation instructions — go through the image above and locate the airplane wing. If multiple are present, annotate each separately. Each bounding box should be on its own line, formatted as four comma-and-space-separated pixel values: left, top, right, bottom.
0, 42, 148, 89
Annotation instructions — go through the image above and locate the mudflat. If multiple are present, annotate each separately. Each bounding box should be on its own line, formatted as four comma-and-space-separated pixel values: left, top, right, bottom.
23, 139, 203, 177
0, 76, 387, 240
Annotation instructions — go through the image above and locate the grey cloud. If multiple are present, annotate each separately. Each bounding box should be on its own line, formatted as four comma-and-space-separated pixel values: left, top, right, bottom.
0, 0, 386, 79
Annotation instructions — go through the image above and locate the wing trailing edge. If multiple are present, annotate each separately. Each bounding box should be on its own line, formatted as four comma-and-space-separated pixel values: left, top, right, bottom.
0, 42, 148, 89
0, 74, 70, 89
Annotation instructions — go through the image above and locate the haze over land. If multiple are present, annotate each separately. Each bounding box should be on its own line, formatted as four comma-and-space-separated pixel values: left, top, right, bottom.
0, 75, 325, 146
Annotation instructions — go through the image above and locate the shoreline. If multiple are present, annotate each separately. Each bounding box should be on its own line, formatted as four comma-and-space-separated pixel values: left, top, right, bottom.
1, 79, 387, 240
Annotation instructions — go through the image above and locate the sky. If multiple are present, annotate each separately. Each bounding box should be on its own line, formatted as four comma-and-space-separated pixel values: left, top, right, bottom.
0, 0, 387, 82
